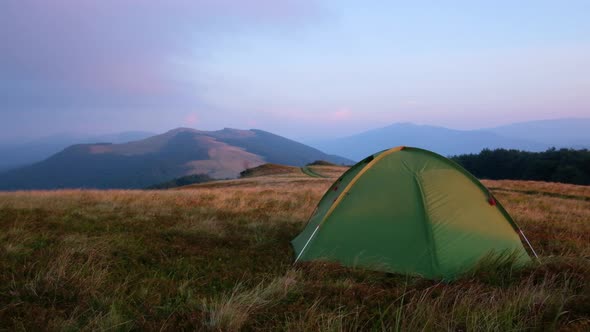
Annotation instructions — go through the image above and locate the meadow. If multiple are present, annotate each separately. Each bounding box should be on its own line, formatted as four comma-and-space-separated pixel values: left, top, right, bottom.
0, 165, 589, 331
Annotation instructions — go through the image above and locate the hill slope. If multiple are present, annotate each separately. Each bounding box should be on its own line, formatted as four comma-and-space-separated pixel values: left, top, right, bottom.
0, 128, 352, 190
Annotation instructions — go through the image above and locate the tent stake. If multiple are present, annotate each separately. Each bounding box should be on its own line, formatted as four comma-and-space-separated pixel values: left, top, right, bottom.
295, 225, 320, 263
519, 229, 539, 260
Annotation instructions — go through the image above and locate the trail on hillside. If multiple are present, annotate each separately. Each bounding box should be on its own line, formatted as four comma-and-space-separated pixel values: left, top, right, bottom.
300, 166, 326, 178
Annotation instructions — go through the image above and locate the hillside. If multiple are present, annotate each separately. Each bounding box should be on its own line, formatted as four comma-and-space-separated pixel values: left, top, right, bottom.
309, 119, 590, 161
239, 163, 301, 178
0, 131, 155, 171
0, 172, 588, 330
0, 128, 352, 190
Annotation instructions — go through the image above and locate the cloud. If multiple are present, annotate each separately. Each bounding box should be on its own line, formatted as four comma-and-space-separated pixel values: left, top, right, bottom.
329, 108, 353, 121
0, 0, 319, 109
185, 113, 199, 126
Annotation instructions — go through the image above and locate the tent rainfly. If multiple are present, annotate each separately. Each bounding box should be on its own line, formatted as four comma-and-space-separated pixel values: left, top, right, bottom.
292, 146, 536, 280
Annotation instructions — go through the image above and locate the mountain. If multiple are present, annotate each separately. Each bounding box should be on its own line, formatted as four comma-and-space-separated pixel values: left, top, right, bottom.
0, 128, 352, 190
309, 119, 590, 161
0, 131, 155, 171
309, 123, 547, 161
485, 118, 590, 148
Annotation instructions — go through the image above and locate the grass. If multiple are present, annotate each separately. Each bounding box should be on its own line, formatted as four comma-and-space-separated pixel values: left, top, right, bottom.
300, 166, 326, 178
0, 168, 589, 331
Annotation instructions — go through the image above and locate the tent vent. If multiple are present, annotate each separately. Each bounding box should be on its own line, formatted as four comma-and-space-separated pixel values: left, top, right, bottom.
488, 196, 496, 206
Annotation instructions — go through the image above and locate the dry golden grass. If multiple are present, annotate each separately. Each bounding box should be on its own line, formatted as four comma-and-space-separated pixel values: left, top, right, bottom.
0, 171, 589, 330
483, 179, 590, 200
307, 165, 348, 178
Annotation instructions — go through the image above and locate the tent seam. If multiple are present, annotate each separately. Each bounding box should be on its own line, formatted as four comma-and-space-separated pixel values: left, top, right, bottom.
294, 160, 367, 244
292, 148, 403, 261
405, 147, 521, 232
315, 146, 405, 228
405, 147, 537, 257
413, 172, 441, 278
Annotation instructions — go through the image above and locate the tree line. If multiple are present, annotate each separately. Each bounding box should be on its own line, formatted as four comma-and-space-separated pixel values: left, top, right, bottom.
451, 148, 590, 185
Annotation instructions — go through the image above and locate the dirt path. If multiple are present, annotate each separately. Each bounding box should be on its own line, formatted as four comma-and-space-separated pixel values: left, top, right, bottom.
300, 166, 326, 178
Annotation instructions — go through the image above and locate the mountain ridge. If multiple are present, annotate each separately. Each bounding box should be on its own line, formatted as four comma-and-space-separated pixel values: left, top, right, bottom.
308, 119, 589, 161
0, 128, 352, 190
0, 131, 156, 171
485, 118, 590, 148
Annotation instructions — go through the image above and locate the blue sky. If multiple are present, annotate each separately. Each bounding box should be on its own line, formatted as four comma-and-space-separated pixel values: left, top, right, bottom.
1, 0, 589, 141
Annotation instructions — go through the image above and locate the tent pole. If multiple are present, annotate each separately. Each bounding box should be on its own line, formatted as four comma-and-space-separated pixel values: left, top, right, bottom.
519, 229, 539, 260
295, 225, 320, 263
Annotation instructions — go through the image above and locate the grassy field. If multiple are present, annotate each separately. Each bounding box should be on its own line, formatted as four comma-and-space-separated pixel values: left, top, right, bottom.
0, 165, 589, 331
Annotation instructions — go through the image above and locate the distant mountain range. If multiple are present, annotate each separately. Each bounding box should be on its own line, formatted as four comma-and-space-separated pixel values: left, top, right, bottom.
484, 118, 590, 149
308, 118, 590, 161
1, 118, 587, 190
0, 131, 155, 171
0, 128, 351, 190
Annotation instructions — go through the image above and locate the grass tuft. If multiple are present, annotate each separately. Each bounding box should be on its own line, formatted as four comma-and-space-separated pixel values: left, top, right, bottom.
202, 270, 299, 331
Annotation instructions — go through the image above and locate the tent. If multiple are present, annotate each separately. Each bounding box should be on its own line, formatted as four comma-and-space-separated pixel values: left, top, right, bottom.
292, 146, 536, 280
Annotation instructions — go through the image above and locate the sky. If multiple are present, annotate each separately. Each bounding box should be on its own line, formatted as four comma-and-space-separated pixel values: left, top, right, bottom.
1, 0, 589, 142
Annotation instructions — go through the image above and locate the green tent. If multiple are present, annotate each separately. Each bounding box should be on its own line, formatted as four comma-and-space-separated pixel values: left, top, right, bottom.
292, 147, 535, 280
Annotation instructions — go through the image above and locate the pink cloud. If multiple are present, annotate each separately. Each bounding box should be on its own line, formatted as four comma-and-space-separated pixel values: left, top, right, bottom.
329, 108, 353, 121
185, 113, 199, 126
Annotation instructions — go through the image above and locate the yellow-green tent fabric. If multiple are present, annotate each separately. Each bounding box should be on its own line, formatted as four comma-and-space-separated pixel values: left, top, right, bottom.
292, 147, 533, 280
